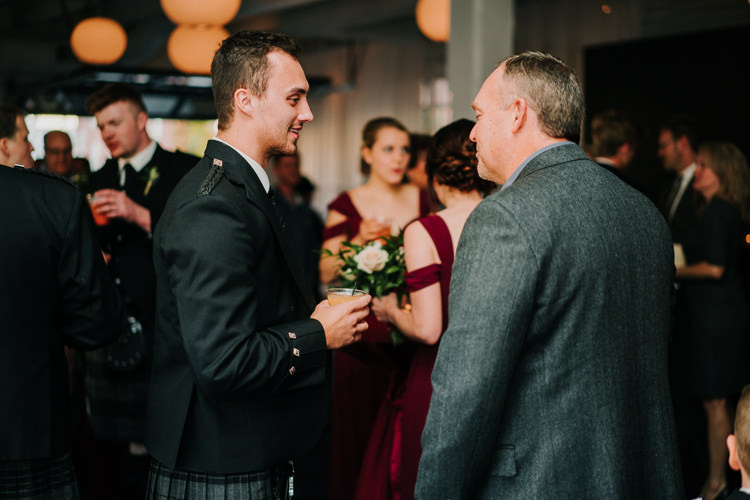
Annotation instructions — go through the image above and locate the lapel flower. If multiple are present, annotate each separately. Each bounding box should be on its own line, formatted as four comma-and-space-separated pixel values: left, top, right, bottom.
144, 166, 160, 196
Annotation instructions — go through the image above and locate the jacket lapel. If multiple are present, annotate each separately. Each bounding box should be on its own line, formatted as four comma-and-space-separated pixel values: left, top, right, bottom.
204, 141, 316, 311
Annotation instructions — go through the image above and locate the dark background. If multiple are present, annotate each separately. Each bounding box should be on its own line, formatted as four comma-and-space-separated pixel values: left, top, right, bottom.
584, 24, 750, 201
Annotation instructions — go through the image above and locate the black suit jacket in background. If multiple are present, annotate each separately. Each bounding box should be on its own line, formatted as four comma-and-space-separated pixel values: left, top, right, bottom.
657, 172, 698, 242
0, 165, 123, 460
146, 140, 329, 473
85, 143, 198, 442
88, 144, 198, 317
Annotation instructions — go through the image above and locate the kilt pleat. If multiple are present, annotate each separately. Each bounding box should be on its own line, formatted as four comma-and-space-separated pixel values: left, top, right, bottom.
0, 454, 79, 500
147, 459, 290, 500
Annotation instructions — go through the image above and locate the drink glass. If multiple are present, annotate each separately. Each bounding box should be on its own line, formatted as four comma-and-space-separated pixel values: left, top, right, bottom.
327, 287, 366, 306
87, 194, 109, 226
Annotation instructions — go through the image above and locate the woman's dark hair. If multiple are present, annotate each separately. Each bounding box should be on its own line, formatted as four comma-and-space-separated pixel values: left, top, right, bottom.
426, 119, 496, 196
360, 117, 409, 176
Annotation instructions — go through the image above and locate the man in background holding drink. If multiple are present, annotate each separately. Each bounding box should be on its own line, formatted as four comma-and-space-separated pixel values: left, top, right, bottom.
84, 82, 198, 499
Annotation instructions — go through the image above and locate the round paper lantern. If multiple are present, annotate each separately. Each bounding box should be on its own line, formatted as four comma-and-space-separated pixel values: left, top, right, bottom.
416, 0, 450, 42
70, 17, 127, 65
160, 0, 241, 26
167, 25, 229, 74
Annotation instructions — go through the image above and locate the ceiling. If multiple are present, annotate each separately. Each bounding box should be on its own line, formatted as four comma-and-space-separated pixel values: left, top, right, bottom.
0, 0, 426, 118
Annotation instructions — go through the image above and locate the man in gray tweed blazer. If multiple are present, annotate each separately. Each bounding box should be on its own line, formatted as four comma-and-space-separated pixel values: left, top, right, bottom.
415, 51, 684, 499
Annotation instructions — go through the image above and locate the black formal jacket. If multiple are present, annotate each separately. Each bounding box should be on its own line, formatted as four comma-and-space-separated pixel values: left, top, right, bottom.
657, 171, 698, 241
0, 165, 123, 460
146, 140, 328, 473
88, 144, 198, 319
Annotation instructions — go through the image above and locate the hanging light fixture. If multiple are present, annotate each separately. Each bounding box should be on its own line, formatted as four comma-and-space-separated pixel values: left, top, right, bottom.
416, 0, 451, 42
70, 17, 128, 65
167, 25, 229, 75
160, 0, 241, 26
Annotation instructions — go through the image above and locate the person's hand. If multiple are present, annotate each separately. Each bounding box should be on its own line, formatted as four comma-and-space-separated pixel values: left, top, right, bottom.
91, 189, 151, 232
357, 218, 390, 243
371, 292, 398, 323
311, 294, 372, 349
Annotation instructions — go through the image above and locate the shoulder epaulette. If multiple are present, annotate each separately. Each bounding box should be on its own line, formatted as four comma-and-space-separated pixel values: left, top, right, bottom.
198, 158, 224, 196
17, 167, 77, 187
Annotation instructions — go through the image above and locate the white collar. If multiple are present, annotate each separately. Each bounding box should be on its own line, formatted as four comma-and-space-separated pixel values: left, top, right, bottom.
118, 141, 157, 173
212, 137, 270, 193
595, 157, 617, 167
678, 162, 697, 181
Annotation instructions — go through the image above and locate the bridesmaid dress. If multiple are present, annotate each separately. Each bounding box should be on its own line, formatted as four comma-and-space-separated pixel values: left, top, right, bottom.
325, 191, 431, 500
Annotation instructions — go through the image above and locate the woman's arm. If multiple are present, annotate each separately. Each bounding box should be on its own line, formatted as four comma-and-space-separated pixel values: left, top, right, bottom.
319, 209, 349, 285
371, 222, 443, 344
675, 261, 725, 280
319, 209, 391, 284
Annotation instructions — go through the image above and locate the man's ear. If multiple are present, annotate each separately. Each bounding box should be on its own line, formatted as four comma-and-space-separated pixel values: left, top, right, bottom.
136, 111, 148, 132
510, 97, 527, 134
728, 434, 742, 472
0, 137, 9, 158
676, 135, 691, 154
234, 88, 256, 118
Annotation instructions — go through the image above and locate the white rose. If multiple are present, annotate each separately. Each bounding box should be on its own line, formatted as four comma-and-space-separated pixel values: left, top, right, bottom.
353, 242, 388, 274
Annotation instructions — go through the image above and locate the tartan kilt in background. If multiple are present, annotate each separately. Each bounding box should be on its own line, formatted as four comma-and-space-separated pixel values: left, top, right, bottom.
0, 454, 79, 500
84, 319, 153, 442
147, 460, 291, 500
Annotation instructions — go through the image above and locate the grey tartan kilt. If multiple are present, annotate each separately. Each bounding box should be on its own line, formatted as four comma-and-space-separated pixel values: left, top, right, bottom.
0, 453, 79, 500
146, 459, 291, 500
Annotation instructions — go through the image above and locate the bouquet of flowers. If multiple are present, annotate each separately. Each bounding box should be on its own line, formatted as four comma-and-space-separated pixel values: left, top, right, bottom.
321, 233, 407, 344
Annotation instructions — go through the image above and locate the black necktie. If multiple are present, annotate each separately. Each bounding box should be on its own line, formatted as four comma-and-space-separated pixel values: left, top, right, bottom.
123, 163, 145, 199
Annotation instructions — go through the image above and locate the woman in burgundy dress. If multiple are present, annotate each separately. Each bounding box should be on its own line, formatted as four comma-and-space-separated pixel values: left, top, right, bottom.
371, 119, 496, 499
320, 117, 431, 499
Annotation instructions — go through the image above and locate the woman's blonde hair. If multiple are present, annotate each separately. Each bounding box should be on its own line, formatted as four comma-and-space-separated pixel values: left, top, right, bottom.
698, 141, 750, 223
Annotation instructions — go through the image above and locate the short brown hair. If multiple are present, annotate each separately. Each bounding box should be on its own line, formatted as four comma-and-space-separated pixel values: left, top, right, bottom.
0, 104, 25, 139
735, 385, 750, 471
590, 110, 637, 157
87, 83, 147, 116
211, 30, 301, 130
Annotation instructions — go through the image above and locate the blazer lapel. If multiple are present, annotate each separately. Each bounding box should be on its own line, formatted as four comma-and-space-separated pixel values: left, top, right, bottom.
204, 141, 316, 311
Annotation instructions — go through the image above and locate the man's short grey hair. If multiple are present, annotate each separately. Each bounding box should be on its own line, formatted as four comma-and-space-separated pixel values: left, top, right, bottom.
499, 51, 584, 144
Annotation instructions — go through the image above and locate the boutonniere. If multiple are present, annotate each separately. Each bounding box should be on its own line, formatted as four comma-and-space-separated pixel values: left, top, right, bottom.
144, 166, 159, 196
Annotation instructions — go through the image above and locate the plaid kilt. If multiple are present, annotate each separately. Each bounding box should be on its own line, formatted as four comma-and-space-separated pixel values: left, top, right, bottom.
147, 459, 291, 500
0, 454, 79, 500
84, 319, 153, 442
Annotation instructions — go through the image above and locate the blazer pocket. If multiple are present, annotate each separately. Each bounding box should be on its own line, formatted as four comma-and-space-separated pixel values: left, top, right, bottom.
489, 445, 517, 478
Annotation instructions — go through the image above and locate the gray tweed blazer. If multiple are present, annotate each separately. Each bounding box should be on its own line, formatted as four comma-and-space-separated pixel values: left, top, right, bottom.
416, 143, 683, 499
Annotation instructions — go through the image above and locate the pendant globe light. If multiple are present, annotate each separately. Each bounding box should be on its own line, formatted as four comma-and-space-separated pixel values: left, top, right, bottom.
70, 17, 128, 65
167, 25, 229, 75
160, 0, 241, 26
415, 0, 450, 42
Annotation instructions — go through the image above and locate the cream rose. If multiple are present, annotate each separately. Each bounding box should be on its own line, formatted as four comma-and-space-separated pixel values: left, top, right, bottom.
353, 242, 388, 274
